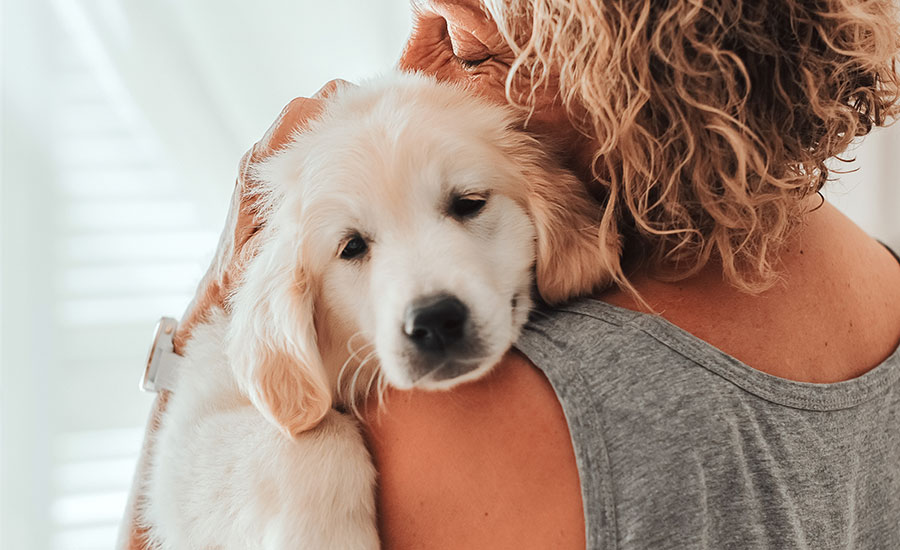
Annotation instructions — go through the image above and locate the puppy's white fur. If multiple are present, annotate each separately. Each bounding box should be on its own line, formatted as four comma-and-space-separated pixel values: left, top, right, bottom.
144, 312, 377, 549
142, 73, 619, 549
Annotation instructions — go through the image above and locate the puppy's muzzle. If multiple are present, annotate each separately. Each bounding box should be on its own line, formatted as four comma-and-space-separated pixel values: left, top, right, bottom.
404, 294, 468, 353
403, 294, 492, 384
403, 294, 483, 383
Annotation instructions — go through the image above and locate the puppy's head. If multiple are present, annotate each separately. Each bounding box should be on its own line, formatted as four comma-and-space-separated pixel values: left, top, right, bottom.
228, 74, 620, 437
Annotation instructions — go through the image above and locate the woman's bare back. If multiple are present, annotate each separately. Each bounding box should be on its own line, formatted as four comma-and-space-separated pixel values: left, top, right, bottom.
603, 201, 900, 384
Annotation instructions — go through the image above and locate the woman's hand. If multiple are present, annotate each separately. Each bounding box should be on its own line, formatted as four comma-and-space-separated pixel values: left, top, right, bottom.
397, 1, 594, 184
172, 80, 349, 353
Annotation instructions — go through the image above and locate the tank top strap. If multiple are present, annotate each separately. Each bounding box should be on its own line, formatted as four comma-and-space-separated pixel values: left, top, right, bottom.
882, 240, 900, 265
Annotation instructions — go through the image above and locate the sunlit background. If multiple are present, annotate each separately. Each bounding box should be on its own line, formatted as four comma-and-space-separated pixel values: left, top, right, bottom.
1, 1, 409, 548
1, 1, 897, 549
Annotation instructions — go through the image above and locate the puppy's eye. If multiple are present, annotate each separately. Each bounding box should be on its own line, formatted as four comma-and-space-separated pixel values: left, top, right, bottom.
450, 194, 488, 219
340, 235, 368, 260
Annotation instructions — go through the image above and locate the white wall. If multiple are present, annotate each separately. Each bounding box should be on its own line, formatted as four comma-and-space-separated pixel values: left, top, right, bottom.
1, 1, 898, 549
825, 125, 900, 248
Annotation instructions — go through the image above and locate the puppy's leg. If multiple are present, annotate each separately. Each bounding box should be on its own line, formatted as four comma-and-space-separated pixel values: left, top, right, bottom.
257, 411, 379, 550
144, 317, 378, 550
149, 404, 377, 549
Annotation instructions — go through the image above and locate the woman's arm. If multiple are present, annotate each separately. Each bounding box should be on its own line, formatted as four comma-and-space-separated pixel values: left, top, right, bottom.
363, 349, 585, 550
116, 83, 345, 550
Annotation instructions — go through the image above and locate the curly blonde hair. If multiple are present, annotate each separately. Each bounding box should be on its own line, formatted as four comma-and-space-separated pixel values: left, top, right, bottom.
486, 0, 900, 292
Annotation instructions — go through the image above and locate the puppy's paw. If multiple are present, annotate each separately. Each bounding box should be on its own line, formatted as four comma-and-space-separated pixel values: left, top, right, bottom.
259, 410, 378, 550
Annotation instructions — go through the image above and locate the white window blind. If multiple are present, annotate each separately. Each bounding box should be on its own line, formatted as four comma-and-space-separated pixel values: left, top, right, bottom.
47, 8, 217, 550
3, 1, 219, 548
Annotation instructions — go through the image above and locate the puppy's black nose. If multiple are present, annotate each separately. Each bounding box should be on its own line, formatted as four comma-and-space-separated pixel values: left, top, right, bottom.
404, 295, 469, 354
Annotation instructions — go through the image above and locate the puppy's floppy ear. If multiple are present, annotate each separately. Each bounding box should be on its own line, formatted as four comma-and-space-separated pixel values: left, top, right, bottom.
508, 140, 623, 304
228, 230, 331, 438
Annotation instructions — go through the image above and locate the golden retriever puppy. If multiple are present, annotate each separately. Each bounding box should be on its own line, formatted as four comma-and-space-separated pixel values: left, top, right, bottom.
142, 73, 619, 549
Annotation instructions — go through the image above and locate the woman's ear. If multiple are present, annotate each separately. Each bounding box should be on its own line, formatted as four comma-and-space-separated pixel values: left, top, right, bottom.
227, 231, 331, 439
511, 142, 623, 304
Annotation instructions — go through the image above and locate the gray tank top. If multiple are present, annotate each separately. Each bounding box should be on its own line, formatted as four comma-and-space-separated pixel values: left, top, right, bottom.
516, 293, 900, 548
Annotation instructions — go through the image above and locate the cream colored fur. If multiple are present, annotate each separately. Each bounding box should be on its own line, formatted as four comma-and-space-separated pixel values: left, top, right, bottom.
143, 312, 377, 549
142, 73, 619, 549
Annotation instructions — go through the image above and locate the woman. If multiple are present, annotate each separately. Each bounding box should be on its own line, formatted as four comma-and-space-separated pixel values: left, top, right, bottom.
121, 0, 900, 548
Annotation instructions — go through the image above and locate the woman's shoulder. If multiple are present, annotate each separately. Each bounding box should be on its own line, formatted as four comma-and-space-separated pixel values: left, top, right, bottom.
363, 348, 585, 550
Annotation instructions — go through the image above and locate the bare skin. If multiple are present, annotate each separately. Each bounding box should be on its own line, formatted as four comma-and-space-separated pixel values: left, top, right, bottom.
120, 1, 900, 548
